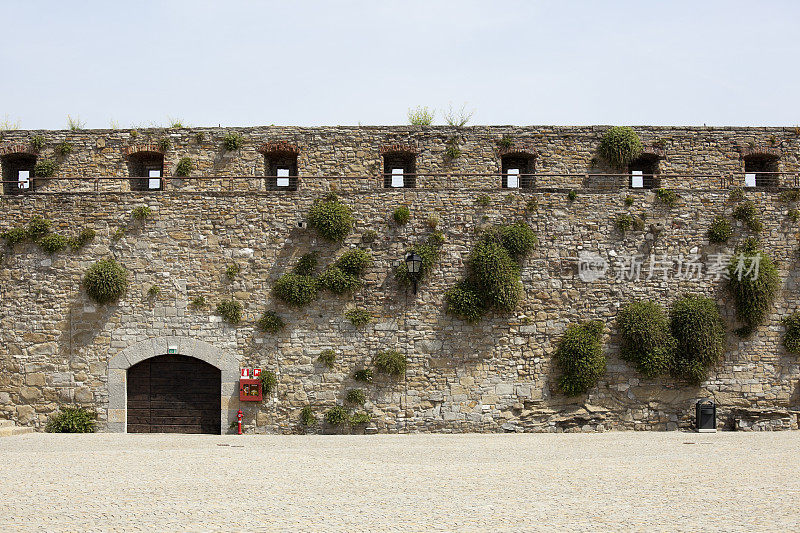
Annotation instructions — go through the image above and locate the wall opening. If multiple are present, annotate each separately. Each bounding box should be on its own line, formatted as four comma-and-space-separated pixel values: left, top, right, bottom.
501, 154, 535, 188
628, 154, 660, 189
128, 152, 164, 191
1, 153, 37, 195
744, 155, 779, 188
383, 152, 416, 188
265, 152, 298, 190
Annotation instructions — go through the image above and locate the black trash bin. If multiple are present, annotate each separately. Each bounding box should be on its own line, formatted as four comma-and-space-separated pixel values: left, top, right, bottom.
695, 400, 716, 433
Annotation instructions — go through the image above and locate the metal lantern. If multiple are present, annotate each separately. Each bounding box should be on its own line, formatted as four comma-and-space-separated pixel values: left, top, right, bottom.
405, 252, 423, 294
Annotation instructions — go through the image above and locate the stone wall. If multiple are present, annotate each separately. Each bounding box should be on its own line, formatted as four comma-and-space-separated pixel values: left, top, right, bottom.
1, 125, 799, 433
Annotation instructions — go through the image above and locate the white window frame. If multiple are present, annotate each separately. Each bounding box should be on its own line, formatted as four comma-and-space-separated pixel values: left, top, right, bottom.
506, 168, 520, 189
744, 173, 757, 188
17, 170, 30, 190
148, 169, 162, 190
391, 168, 404, 188
630, 170, 644, 189
276, 168, 290, 187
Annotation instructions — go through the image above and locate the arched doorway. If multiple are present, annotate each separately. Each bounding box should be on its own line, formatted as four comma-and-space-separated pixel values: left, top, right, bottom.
127, 354, 221, 434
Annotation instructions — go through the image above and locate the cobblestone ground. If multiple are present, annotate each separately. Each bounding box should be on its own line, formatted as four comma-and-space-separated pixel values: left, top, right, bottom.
1, 432, 799, 532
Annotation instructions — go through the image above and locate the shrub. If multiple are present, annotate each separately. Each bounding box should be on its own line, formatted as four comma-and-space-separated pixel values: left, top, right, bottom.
1, 227, 28, 247
300, 406, 316, 426
789, 209, 800, 222
147, 284, 161, 298
216, 299, 242, 325
27, 216, 51, 240
655, 188, 678, 208
568, 190, 577, 202
373, 350, 407, 377
345, 308, 371, 327
407, 105, 435, 126
727, 243, 779, 337
732, 201, 763, 232
362, 229, 378, 243
555, 320, 606, 396
350, 412, 371, 425
45, 406, 96, 433
617, 301, 676, 378
260, 371, 277, 396
670, 295, 726, 384
498, 135, 514, 149
614, 213, 633, 234
780, 189, 800, 203
598, 126, 643, 168
728, 188, 745, 202
273, 273, 318, 306
428, 230, 446, 247
325, 405, 349, 426
624, 195, 634, 207
476, 194, 491, 207
225, 263, 240, 281
175, 157, 194, 177
30, 135, 45, 152
318, 349, 336, 368
67, 115, 84, 130
39, 233, 69, 254
488, 223, 537, 259
190, 295, 206, 309
393, 205, 411, 225
294, 252, 318, 276
445, 282, 484, 322
335, 248, 372, 277
222, 132, 244, 151
466, 239, 523, 312
444, 137, 461, 159
317, 266, 361, 294
34, 159, 58, 178
353, 368, 373, 383
157, 137, 171, 152
708, 216, 732, 243
132, 205, 151, 220
782, 313, 800, 354
345, 388, 366, 406
308, 193, 353, 241
84, 259, 128, 304
56, 141, 73, 157
69, 228, 96, 250
256, 311, 285, 334
525, 197, 538, 212
426, 215, 440, 228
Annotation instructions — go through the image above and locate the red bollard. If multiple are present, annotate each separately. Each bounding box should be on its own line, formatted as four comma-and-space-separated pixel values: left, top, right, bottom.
237, 409, 243, 435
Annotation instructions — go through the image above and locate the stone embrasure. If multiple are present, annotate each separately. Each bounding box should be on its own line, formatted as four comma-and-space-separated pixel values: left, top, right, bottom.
0, 125, 799, 433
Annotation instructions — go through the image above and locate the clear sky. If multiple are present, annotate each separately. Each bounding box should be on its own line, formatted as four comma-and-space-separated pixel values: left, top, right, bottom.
2, 0, 799, 129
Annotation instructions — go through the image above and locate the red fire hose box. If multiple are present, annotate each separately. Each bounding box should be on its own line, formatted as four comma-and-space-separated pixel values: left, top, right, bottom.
239, 378, 262, 401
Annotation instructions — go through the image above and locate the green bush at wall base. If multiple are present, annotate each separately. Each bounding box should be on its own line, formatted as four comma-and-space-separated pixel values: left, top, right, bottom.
324, 405, 349, 426
373, 350, 407, 377
300, 406, 316, 426
307, 193, 353, 241
727, 244, 779, 337
45, 406, 96, 433
216, 299, 242, 325
669, 295, 726, 384
617, 301, 676, 379
84, 259, 129, 304
598, 126, 643, 169
256, 311, 285, 333
350, 412, 371, 425
555, 320, 606, 396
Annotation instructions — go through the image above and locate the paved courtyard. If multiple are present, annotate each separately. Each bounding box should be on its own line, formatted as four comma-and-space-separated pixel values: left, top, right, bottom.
1, 432, 798, 532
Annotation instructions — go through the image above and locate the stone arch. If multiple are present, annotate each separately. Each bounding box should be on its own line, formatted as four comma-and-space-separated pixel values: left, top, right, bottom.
107, 337, 239, 433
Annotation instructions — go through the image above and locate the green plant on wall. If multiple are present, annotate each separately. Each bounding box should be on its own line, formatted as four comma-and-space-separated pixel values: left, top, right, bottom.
476, 194, 490, 207
345, 308, 372, 327
300, 406, 316, 427
157, 137, 171, 152
727, 240, 779, 337
294, 252, 318, 276
614, 213, 633, 234
728, 188, 744, 202
395, 231, 445, 287
260, 371, 277, 396
345, 388, 366, 406
555, 320, 606, 396
216, 299, 242, 325
732, 201, 763, 232
669, 295, 726, 384
30, 135, 45, 152
392, 205, 411, 225
307, 193, 353, 241
407, 105, 435, 125
222, 132, 244, 151
352, 368, 373, 383
275, 249, 371, 305
225, 263, 240, 281
34, 159, 58, 178
444, 136, 461, 159
324, 405, 349, 426
132, 205, 151, 220
1, 226, 28, 248
45, 407, 96, 433
598, 126, 643, 168
567, 190, 577, 202
497, 134, 514, 149
350, 412, 370, 425
38, 233, 69, 254
273, 272, 319, 306
175, 157, 194, 177
69, 228, 96, 250
707, 216, 732, 243
781, 312, 800, 354
190, 296, 206, 309
56, 141, 73, 157
361, 229, 378, 243
446, 223, 536, 321
373, 350, 407, 377
256, 311, 285, 334
617, 301, 676, 378
317, 349, 336, 368
655, 188, 678, 208
84, 259, 129, 304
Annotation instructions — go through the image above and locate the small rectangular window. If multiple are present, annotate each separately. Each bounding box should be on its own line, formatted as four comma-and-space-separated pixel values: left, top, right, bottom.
506, 168, 520, 189
148, 169, 161, 190
277, 168, 290, 187
18, 170, 30, 190
391, 168, 404, 188
744, 173, 757, 188
631, 170, 643, 189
